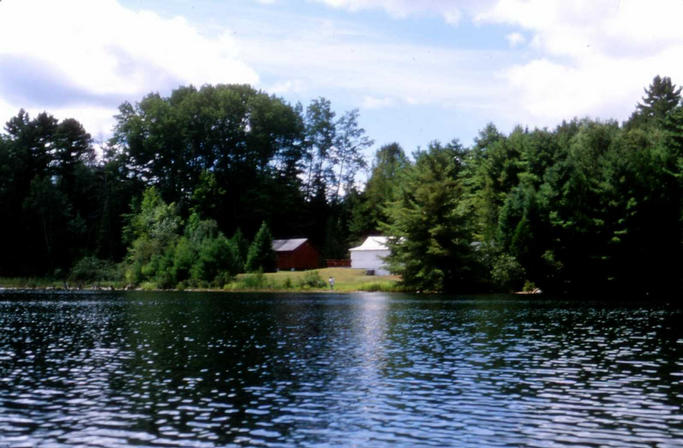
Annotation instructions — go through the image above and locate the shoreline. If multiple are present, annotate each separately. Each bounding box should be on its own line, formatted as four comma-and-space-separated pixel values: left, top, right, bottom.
0, 285, 539, 295
0, 285, 402, 294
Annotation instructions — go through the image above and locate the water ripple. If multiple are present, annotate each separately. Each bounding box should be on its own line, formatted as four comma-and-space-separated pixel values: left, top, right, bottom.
0, 292, 681, 447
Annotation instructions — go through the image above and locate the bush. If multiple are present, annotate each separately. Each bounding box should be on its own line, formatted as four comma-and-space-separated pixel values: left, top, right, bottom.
240, 271, 268, 289
191, 235, 239, 284
140, 281, 157, 291
298, 271, 325, 288
490, 254, 526, 291
523, 280, 538, 292
69, 256, 123, 284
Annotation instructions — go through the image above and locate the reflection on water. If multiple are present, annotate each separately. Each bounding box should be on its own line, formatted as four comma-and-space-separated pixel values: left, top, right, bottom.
0, 291, 681, 447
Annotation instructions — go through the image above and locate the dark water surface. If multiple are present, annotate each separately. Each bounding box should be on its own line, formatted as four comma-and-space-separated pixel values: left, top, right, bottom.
0, 291, 681, 447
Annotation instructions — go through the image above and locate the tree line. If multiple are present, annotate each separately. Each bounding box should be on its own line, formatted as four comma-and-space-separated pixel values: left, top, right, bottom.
0, 77, 680, 295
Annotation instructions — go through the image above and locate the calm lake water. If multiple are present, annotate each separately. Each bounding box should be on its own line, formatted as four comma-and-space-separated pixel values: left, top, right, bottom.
0, 291, 681, 447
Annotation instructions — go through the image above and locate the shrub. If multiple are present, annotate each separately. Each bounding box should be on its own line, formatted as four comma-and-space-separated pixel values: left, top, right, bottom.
298, 271, 325, 288
191, 235, 239, 284
69, 256, 123, 284
240, 271, 268, 289
490, 254, 526, 291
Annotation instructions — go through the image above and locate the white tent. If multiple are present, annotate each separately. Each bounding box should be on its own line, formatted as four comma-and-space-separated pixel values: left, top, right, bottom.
349, 236, 390, 276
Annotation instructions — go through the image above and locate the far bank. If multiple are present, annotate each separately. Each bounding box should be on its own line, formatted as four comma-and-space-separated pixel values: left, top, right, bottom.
0, 268, 403, 293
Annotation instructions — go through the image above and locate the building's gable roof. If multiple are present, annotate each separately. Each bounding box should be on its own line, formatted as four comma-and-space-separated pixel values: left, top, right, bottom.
272, 238, 308, 252
349, 236, 389, 252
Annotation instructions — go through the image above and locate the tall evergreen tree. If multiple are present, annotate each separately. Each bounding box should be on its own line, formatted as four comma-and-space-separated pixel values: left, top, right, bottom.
628, 75, 682, 127
245, 221, 277, 272
0, 110, 99, 275
384, 141, 479, 292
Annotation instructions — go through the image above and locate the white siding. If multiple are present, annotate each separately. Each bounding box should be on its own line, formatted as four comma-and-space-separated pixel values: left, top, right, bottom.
350, 249, 390, 276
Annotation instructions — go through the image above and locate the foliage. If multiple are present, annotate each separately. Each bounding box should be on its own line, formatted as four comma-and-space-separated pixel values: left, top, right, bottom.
123, 190, 240, 288
298, 271, 326, 288
235, 271, 268, 289
69, 256, 123, 284
229, 228, 249, 272
489, 253, 526, 292
383, 141, 481, 292
123, 187, 182, 287
0, 111, 105, 276
628, 75, 682, 128
349, 143, 409, 240
459, 78, 683, 295
111, 84, 308, 241
245, 221, 277, 272
1, 76, 680, 296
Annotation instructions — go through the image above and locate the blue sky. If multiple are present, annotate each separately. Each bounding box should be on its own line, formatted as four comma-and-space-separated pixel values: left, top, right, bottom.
1, 0, 683, 160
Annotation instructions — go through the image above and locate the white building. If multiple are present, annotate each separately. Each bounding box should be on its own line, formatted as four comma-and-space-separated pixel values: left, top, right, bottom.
349, 236, 391, 276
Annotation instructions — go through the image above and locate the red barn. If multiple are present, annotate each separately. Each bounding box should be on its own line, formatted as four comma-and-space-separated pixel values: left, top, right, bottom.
272, 238, 320, 270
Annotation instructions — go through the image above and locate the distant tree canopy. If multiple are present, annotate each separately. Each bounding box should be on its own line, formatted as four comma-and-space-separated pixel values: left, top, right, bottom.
349, 142, 408, 241
370, 76, 681, 295
0, 111, 103, 275
1, 77, 680, 296
111, 84, 372, 254
111, 84, 307, 239
123, 187, 242, 288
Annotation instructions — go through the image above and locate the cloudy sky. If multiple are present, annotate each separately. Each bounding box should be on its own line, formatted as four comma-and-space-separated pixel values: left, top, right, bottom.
1, 0, 682, 154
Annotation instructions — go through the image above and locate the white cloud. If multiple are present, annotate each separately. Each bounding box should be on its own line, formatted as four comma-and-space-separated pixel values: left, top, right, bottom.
0, 0, 257, 136
312, 0, 472, 23
239, 28, 511, 112
505, 32, 525, 48
473, 0, 683, 125
3, 0, 682, 148
476, 0, 683, 58
309, 0, 683, 127
268, 80, 306, 95
362, 96, 397, 109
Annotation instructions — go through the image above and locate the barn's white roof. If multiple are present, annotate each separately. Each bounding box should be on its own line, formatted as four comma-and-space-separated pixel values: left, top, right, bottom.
349, 236, 389, 252
272, 238, 307, 252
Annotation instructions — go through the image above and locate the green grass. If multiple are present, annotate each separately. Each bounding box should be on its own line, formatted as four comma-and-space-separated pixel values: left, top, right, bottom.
0, 277, 61, 289
226, 268, 402, 292
0, 268, 403, 292
0, 277, 126, 290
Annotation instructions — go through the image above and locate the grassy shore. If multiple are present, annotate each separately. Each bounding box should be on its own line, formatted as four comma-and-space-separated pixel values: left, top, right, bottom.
223, 268, 402, 292
0, 277, 123, 290
0, 268, 403, 293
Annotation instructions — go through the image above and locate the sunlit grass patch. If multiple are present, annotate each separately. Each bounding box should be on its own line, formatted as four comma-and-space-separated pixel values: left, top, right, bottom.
228, 267, 401, 292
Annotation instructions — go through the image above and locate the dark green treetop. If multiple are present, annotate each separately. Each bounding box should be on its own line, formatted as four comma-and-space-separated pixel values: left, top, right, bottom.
245, 221, 277, 273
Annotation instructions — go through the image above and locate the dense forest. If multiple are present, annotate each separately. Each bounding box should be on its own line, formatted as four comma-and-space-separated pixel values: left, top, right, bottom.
0, 76, 680, 295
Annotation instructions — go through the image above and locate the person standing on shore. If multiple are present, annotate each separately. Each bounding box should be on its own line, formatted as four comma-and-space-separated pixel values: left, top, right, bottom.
328, 276, 335, 290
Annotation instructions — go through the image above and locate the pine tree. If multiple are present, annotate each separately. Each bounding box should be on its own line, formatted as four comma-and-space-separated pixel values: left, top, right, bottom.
245, 221, 277, 272
383, 141, 478, 292
628, 75, 682, 127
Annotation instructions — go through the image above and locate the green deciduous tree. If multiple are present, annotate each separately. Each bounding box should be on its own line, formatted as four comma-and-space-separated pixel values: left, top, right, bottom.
111, 84, 307, 238
331, 109, 372, 201
124, 187, 182, 287
349, 143, 408, 241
